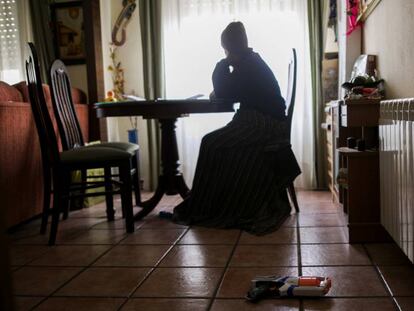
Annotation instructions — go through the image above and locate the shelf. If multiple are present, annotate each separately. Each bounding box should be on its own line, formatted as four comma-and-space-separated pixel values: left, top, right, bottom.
338, 147, 391, 243
343, 98, 381, 105
334, 98, 388, 242
337, 147, 378, 157
340, 99, 380, 127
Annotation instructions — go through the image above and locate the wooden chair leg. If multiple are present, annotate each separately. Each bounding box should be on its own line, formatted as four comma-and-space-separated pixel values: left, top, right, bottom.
104, 167, 115, 221
62, 172, 71, 220
40, 166, 51, 234
49, 171, 70, 245
119, 162, 134, 233
62, 201, 69, 220
49, 193, 60, 245
287, 183, 299, 213
78, 168, 87, 208
133, 152, 141, 206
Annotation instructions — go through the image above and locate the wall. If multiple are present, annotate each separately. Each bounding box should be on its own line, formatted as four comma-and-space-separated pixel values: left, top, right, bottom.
337, 0, 362, 98
100, 0, 150, 190
66, 65, 88, 98
363, 0, 414, 99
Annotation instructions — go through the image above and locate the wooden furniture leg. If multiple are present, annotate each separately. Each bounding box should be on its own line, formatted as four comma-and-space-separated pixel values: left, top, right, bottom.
135, 118, 189, 220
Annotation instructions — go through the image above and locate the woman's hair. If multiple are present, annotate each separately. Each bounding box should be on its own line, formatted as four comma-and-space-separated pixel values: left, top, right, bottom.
221, 21, 248, 54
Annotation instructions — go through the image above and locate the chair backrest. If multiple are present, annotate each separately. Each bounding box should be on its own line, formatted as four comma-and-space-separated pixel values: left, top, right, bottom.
285, 48, 297, 137
49, 59, 85, 150
25, 42, 60, 167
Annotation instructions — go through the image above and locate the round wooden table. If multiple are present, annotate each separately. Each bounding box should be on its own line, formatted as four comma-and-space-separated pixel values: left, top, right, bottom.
95, 99, 235, 219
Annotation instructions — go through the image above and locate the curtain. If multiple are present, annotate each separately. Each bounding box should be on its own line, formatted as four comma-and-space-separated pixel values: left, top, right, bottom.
308, 0, 328, 189
139, 0, 164, 190
28, 0, 55, 82
162, 0, 315, 189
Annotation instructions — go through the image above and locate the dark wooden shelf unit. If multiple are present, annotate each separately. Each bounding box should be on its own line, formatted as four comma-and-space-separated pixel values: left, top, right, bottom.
333, 99, 390, 243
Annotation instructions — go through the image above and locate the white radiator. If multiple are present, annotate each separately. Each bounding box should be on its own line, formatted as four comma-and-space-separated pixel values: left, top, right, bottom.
379, 98, 414, 263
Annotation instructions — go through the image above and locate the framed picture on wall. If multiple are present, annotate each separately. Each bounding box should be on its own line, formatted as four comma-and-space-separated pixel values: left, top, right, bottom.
53, 0, 80, 2
51, 1, 85, 64
357, 0, 382, 22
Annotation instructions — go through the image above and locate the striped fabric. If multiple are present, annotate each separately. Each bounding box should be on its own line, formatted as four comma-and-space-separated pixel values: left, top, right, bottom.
173, 108, 301, 235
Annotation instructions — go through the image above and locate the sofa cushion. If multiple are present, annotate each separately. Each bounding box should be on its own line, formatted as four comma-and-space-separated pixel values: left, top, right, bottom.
1, 85, 89, 228
72, 88, 87, 104
13, 81, 52, 104
0, 81, 23, 102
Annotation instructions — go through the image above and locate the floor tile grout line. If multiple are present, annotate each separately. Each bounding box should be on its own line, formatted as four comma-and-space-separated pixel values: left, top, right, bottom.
115, 226, 190, 310
292, 225, 348, 228
11, 200, 197, 278
14, 293, 399, 299
9, 227, 105, 269
295, 213, 302, 276
206, 230, 243, 311
21, 264, 329, 270
10, 220, 118, 245
361, 244, 402, 311
13, 222, 185, 247
18, 243, 243, 248
293, 242, 354, 245
10, 204, 157, 243
27, 218, 167, 310
297, 264, 375, 267
296, 212, 304, 311
25, 264, 233, 269
361, 244, 393, 296
15, 241, 372, 246
13, 194, 402, 309
391, 298, 403, 311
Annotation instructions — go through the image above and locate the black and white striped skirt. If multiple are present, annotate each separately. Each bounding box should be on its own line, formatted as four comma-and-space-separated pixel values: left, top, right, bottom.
173, 108, 301, 235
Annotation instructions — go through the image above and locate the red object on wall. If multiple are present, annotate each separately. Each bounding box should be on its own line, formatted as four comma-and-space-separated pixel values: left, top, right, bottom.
347, 0, 361, 35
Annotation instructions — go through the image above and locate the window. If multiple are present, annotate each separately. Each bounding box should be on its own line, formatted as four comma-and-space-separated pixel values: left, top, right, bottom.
162, 0, 314, 188
0, 0, 22, 84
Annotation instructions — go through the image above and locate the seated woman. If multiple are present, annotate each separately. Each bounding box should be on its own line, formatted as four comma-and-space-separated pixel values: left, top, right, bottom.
173, 22, 301, 235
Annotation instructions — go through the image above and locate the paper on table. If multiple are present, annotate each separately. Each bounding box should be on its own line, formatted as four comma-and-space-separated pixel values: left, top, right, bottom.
122, 94, 146, 101
185, 94, 205, 100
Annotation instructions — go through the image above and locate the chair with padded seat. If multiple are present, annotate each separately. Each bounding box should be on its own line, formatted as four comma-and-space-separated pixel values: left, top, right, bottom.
264, 48, 300, 213
38, 59, 142, 234
25, 42, 135, 245
284, 48, 300, 213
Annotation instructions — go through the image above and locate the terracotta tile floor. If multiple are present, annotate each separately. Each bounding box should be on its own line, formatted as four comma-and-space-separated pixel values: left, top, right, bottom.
8, 191, 414, 310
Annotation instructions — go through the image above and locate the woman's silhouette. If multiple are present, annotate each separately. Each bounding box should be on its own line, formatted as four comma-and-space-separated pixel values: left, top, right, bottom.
173, 22, 301, 234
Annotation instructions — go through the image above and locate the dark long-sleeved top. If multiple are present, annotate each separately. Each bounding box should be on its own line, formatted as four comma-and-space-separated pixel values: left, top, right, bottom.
212, 49, 286, 120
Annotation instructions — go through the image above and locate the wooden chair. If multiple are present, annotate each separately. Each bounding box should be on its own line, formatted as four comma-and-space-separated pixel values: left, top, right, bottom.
285, 48, 299, 213
25, 42, 135, 245
43, 59, 141, 233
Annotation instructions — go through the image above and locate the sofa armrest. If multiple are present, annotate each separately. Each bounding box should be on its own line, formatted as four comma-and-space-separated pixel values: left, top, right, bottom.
74, 103, 89, 143
0, 100, 89, 227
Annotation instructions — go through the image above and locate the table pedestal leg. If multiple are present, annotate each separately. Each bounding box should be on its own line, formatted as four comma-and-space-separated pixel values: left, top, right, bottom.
134, 118, 189, 220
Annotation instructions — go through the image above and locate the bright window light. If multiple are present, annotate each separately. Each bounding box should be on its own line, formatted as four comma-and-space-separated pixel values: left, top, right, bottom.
162, 0, 312, 187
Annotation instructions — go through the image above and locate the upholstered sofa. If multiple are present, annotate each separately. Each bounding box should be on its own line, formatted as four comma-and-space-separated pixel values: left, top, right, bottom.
0, 81, 89, 228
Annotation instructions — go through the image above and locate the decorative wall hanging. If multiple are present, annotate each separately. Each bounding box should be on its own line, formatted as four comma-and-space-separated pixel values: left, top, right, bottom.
357, 0, 382, 22
107, 46, 124, 100
108, 0, 139, 141
346, 0, 361, 36
112, 0, 137, 46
